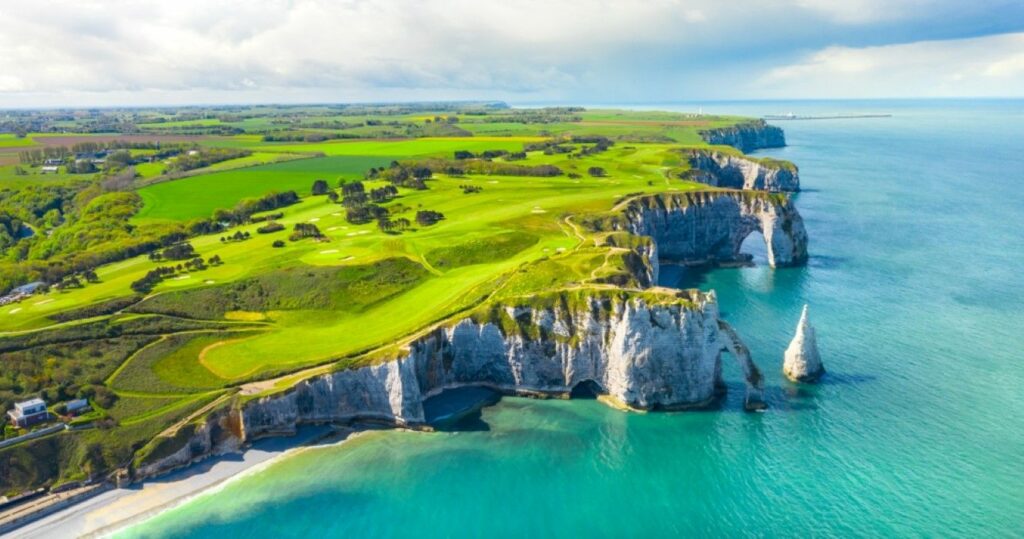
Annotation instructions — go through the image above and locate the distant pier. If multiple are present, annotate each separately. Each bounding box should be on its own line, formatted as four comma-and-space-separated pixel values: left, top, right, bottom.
763, 113, 892, 121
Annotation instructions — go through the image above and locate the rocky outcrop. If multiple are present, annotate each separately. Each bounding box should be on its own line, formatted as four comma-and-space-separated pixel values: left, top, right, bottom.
783, 305, 824, 382
619, 191, 808, 269
699, 120, 785, 152
686, 150, 799, 192
133, 409, 244, 479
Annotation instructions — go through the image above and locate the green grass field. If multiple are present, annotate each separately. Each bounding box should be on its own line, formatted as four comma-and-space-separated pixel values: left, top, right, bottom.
134, 155, 399, 222
0, 134, 36, 148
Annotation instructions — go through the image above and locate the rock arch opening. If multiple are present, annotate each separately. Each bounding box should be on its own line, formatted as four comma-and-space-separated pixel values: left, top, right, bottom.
569, 379, 605, 399
737, 229, 768, 266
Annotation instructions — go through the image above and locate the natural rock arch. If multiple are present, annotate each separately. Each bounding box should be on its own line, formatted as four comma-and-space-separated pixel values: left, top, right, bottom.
621, 191, 808, 270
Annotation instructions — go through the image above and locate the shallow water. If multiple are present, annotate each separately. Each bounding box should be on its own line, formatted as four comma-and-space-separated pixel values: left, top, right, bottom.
120, 100, 1024, 538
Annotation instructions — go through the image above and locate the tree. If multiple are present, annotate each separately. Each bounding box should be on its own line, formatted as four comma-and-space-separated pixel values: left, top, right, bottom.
341, 181, 365, 196
327, 191, 339, 203
311, 179, 330, 195
587, 167, 607, 177
415, 210, 445, 226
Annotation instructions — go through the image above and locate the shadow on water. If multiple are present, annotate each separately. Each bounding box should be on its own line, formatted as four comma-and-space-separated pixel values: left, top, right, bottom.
658, 263, 715, 289
424, 386, 502, 432
806, 254, 848, 270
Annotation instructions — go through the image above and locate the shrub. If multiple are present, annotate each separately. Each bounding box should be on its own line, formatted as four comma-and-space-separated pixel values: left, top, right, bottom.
257, 222, 285, 234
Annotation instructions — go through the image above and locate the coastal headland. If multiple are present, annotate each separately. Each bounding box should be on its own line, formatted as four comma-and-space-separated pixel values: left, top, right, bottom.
0, 105, 806, 534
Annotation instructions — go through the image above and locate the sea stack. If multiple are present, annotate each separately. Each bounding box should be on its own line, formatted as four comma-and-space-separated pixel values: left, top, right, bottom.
783, 304, 824, 382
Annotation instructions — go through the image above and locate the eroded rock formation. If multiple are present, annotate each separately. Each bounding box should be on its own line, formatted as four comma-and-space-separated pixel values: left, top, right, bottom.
686, 150, 799, 192
699, 120, 785, 152
783, 304, 824, 382
620, 191, 808, 269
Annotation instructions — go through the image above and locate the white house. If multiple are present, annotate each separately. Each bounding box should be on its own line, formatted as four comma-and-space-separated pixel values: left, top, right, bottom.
7, 398, 49, 428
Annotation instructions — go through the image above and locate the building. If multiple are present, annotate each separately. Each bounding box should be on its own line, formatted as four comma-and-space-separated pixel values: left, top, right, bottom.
65, 399, 90, 416
0, 281, 47, 307
7, 398, 50, 428
40, 166, 60, 174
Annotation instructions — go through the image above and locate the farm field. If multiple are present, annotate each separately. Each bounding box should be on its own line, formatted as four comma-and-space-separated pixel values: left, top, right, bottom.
0, 104, 782, 493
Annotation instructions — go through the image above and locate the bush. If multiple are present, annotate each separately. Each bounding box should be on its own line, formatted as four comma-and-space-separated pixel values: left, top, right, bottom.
257, 222, 285, 234
272, 240, 285, 248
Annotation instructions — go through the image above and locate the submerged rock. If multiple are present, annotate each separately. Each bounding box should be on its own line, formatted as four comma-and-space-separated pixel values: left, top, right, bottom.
783, 305, 824, 382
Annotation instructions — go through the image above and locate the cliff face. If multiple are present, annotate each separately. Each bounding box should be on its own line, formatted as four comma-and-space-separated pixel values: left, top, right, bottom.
687, 150, 799, 192
242, 291, 768, 440
620, 192, 808, 269
136, 290, 767, 478
699, 120, 785, 152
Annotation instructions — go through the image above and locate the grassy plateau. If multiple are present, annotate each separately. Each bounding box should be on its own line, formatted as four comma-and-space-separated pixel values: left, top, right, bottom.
0, 104, 788, 493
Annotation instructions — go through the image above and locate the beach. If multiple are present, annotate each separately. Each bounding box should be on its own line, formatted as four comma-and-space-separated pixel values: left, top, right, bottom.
13, 426, 358, 538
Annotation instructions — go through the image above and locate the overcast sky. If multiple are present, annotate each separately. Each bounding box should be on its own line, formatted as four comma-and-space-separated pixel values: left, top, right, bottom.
1, 0, 1023, 107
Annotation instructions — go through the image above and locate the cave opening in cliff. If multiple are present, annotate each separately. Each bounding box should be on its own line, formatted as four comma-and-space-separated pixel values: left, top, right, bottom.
739, 230, 768, 266
569, 380, 604, 399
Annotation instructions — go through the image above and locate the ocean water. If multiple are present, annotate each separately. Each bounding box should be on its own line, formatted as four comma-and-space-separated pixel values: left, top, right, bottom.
120, 100, 1024, 538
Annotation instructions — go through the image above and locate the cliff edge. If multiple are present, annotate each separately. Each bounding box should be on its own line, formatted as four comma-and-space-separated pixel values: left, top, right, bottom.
699, 119, 786, 152
134, 288, 768, 478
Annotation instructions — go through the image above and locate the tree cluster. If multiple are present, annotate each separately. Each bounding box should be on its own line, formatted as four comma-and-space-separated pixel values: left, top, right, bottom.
415, 210, 445, 226
396, 158, 562, 178
164, 148, 251, 173
289, 223, 324, 241
152, 242, 197, 261
130, 255, 223, 293
212, 191, 299, 225
219, 231, 251, 242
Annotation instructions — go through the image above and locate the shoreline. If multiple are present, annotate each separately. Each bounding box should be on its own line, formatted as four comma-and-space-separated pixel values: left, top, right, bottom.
11, 425, 378, 539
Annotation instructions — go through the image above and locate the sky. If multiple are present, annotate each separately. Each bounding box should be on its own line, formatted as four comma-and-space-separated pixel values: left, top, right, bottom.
1, 0, 1023, 107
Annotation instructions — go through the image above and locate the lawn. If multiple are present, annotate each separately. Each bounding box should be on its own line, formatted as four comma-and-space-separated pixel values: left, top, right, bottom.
133, 155, 399, 222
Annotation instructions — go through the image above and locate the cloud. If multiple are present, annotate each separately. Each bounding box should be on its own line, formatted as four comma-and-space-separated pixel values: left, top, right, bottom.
759, 32, 1024, 98
0, 0, 1022, 106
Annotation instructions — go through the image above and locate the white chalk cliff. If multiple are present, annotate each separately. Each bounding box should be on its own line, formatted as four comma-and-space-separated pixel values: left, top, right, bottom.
699, 120, 786, 152
619, 191, 808, 269
134, 290, 768, 479
783, 305, 824, 382
686, 150, 799, 192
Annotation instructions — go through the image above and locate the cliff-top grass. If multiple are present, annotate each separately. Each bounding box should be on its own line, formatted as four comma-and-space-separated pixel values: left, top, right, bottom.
0, 106, 779, 492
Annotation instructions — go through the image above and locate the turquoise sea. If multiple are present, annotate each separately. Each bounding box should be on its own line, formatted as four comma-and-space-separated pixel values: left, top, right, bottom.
120, 100, 1024, 538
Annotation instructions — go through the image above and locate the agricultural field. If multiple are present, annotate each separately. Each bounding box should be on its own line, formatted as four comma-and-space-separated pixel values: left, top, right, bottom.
0, 103, 780, 493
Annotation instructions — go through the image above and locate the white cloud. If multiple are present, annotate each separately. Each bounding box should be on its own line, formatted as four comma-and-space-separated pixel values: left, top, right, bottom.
0, 0, 1020, 105
793, 0, 936, 24
759, 33, 1024, 97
